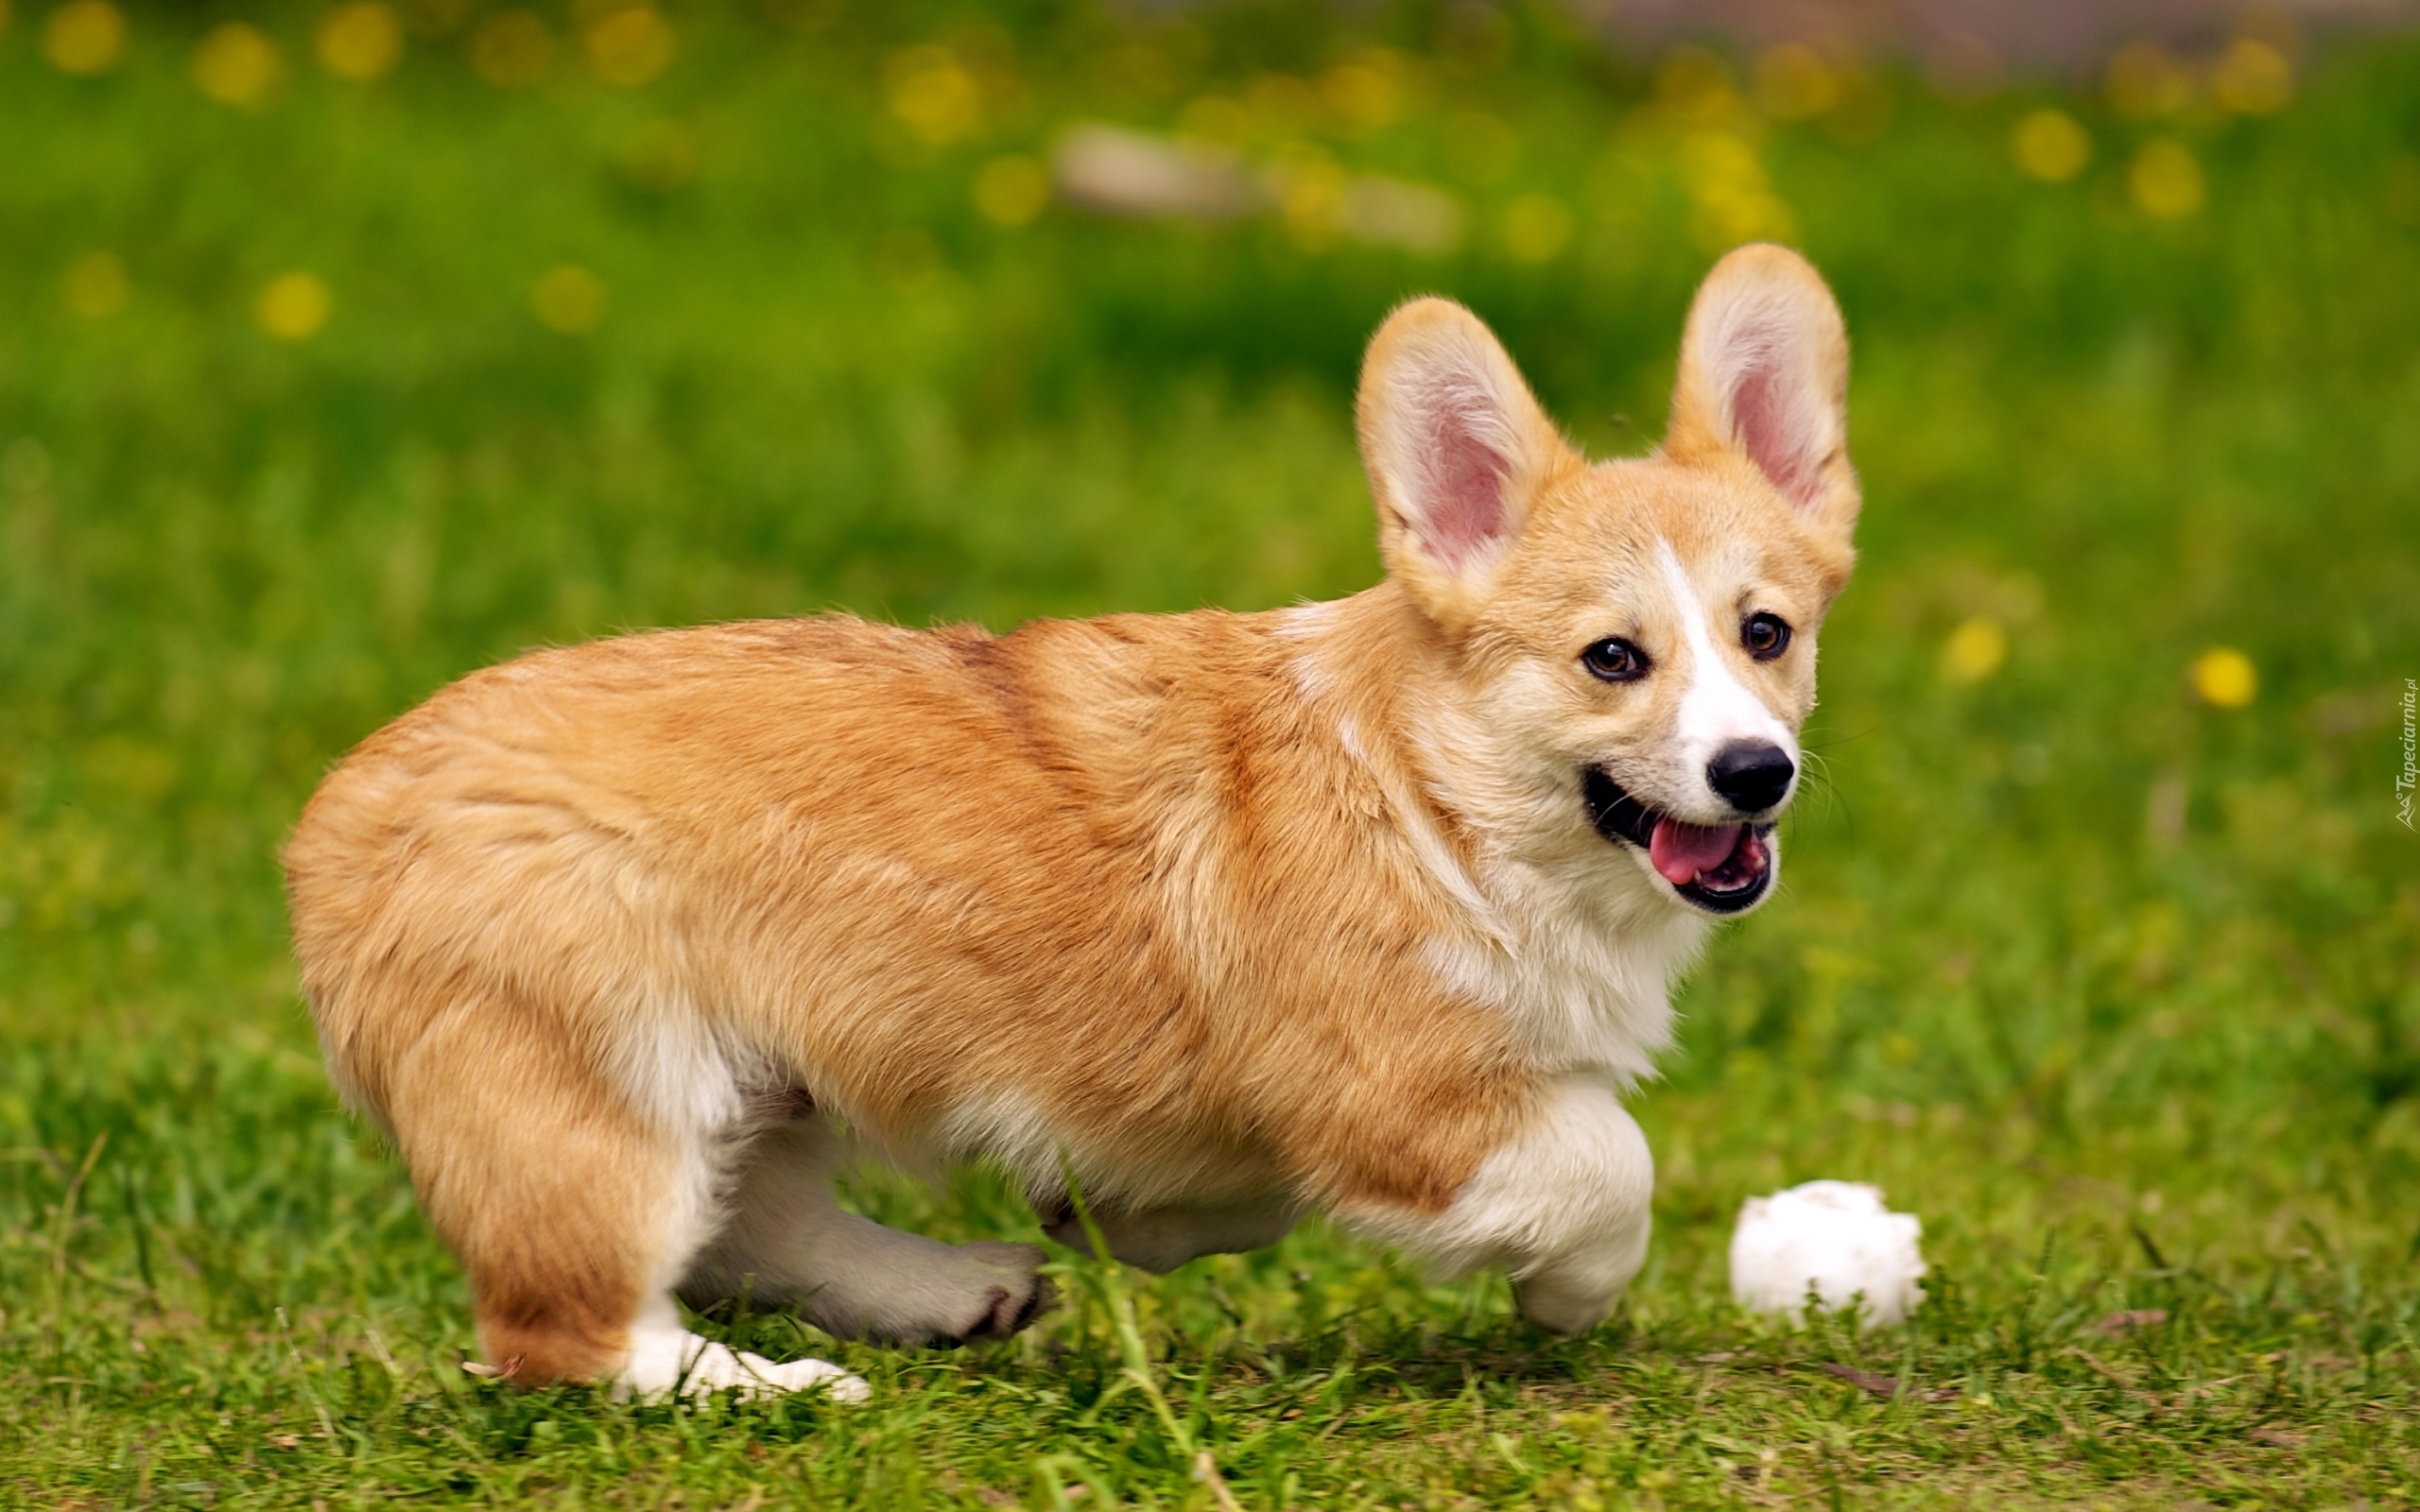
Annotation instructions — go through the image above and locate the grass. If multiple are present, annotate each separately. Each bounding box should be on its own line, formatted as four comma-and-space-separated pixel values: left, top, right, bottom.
4, 0, 2418, 1504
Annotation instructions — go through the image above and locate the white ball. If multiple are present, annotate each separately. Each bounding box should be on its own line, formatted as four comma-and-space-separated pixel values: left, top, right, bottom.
1728, 1180, 1927, 1325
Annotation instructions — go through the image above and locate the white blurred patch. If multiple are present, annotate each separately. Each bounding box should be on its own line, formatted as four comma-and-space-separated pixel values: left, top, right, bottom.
1053, 125, 1258, 219
1333, 176, 1461, 253
1051, 123, 1461, 252
1729, 1180, 1926, 1324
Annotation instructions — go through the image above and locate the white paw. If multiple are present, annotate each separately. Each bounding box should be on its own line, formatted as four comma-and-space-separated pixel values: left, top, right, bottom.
682, 1346, 871, 1402
618, 1327, 870, 1403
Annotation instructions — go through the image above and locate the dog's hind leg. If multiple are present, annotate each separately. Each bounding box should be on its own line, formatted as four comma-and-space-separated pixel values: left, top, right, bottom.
679, 1116, 1053, 1348
385, 990, 866, 1400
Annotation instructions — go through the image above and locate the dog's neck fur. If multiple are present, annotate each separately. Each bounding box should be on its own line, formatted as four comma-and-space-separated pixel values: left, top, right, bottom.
1274, 582, 1711, 1085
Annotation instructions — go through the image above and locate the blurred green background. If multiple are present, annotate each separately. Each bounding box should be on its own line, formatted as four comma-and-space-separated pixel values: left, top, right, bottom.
3, 0, 2417, 1503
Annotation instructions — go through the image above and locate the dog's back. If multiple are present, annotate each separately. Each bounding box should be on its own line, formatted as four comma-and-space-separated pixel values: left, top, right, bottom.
285, 601, 1530, 1380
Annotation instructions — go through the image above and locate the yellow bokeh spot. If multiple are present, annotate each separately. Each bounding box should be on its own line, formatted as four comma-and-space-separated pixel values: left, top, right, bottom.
1270, 144, 1347, 248
584, 5, 674, 89
1678, 131, 1794, 253
44, 0, 126, 75
256, 272, 332, 341
1502, 193, 1574, 263
620, 117, 699, 192
398, 0, 471, 37
469, 9, 552, 88
973, 155, 1048, 227
1752, 43, 1837, 121
886, 45, 979, 145
318, 2, 403, 81
2130, 138, 2204, 218
2210, 38, 2291, 114
1245, 73, 1319, 135
1941, 616, 2008, 683
61, 249, 130, 318
2190, 646, 2257, 708
1681, 132, 1764, 196
1320, 59, 1400, 133
1174, 94, 1250, 146
2012, 108, 2091, 182
532, 265, 607, 334
1655, 45, 1740, 125
2105, 41, 2194, 118
191, 22, 284, 109
1689, 191, 1795, 252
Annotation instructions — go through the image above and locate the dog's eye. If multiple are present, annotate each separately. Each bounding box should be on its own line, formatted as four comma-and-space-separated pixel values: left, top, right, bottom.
1742, 612, 1792, 661
1581, 638, 1651, 684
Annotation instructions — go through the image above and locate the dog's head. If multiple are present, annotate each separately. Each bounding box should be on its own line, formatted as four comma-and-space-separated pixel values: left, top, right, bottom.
1357, 246, 1857, 917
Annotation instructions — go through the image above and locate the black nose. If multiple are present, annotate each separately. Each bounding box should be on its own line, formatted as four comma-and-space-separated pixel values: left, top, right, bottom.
1706, 742, 1794, 814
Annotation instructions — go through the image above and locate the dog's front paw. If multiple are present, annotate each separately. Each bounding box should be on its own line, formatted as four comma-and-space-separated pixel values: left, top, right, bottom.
616, 1329, 872, 1403
934, 1242, 1055, 1346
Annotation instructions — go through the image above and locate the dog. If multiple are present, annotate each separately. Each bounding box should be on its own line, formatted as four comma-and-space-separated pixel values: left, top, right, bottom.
285, 243, 1858, 1400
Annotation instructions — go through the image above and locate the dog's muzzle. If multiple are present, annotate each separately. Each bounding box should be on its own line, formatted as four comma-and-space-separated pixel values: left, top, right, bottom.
1583, 767, 1776, 915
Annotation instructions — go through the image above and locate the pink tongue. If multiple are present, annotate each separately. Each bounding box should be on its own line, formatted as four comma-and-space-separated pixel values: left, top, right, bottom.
1650, 817, 1743, 885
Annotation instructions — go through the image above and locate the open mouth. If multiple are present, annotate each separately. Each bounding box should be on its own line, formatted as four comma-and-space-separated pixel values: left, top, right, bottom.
1583, 768, 1776, 915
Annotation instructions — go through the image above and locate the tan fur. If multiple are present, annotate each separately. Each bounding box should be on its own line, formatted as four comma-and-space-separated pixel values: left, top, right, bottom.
285, 245, 1860, 1385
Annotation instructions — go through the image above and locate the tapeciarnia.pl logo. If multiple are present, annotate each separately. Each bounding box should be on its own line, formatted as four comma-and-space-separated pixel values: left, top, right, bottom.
2398, 678, 2416, 832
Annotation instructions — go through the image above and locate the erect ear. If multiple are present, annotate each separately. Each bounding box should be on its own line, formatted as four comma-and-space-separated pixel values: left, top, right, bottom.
1357, 298, 1578, 634
1666, 244, 1858, 545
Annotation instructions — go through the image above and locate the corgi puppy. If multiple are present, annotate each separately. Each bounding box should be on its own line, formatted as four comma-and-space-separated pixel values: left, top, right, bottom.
285, 244, 1858, 1400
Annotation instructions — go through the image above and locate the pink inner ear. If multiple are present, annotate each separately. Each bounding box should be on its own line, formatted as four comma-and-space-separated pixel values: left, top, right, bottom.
1418, 396, 1511, 573
1731, 354, 1819, 510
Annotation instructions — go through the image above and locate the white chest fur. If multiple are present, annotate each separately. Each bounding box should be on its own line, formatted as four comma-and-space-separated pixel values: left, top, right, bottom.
1425, 845, 1709, 1083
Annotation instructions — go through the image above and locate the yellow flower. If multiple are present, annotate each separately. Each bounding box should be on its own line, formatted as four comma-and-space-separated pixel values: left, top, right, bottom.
2210, 39, 2291, 114
1751, 44, 1836, 121
1655, 45, 1741, 126
2190, 647, 2257, 708
973, 156, 1048, 227
2011, 109, 2091, 183
256, 272, 331, 341
532, 265, 606, 334
584, 5, 674, 89
1679, 130, 1763, 199
886, 45, 979, 145
1677, 131, 1795, 253
1941, 616, 2007, 683
2129, 139, 2204, 218
1269, 143, 1346, 247
1174, 95, 1249, 146
191, 22, 284, 110
1502, 194, 1574, 264
61, 249, 130, 318
469, 9, 552, 88
44, 0, 127, 76
317, 2, 403, 82
2105, 41, 2193, 118
1321, 56, 1402, 134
